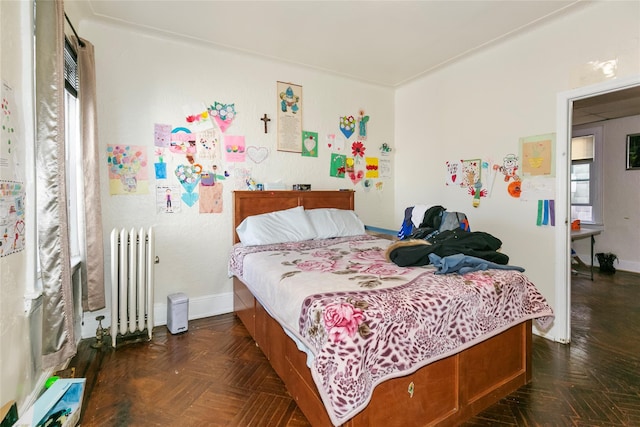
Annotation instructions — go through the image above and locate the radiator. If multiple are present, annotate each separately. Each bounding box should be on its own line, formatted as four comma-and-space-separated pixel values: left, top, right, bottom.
110, 227, 155, 348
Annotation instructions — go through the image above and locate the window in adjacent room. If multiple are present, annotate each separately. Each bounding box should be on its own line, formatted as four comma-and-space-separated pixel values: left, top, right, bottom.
570, 126, 603, 225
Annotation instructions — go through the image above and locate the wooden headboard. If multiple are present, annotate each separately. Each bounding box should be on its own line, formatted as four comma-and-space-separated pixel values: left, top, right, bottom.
232, 190, 355, 243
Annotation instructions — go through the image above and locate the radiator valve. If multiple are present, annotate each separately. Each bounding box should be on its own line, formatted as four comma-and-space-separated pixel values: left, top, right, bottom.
91, 315, 106, 349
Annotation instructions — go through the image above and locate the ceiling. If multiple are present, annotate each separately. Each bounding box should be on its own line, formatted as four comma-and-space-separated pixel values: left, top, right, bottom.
67, 0, 640, 123
71, 0, 589, 87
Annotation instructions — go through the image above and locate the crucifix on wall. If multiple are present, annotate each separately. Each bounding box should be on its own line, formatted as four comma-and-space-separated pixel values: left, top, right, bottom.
260, 114, 271, 134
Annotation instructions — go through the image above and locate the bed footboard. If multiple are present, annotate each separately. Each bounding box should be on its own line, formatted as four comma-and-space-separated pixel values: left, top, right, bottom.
233, 277, 532, 427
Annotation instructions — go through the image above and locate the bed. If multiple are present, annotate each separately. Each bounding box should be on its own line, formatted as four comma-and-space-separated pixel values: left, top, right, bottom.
230, 190, 553, 426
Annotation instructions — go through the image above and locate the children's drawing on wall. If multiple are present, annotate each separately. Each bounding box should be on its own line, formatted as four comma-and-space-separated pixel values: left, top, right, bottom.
520, 133, 555, 177
107, 144, 149, 195
365, 157, 379, 178
154, 148, 167, 179
0, 181, 26, 257
497, 153, 522, 198
519, 176, 556, 201
246, 146, 268, 164
363, 179, 374, 192
199, 179, 224, 214
154, 123, 172, 148
499, 153, 520, 183
175, 164, 201, 207
170, 127, 196, 154
196, 127, 221, 162
330, 153, 346, 178
379, 143, 391, 157
445, 160, 461, 186
184, 103, 213, 133
229, 166, 252, 190
1, 81, 22, 182
379, 158, 391, 179
302, 131, 318, 157
358, 110, 369, 139
326, 134, 344, 153
346, 157, 364, 185
224, 135, 246, 162
199, 164, 227, 187
460, 159, 481, 188
276, 81, 303, 153
208, 102, 236, 133
339, 115, 356, 139
156, 184, 181, 214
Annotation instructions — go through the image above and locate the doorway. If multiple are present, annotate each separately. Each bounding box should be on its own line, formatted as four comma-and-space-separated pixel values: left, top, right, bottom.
555, 75, 640, 344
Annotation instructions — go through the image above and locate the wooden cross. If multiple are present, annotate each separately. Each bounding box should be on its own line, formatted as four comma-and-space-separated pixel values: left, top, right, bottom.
260, 114, 271, 133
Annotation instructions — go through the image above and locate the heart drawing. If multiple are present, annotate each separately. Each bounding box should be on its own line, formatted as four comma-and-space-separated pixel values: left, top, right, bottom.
246, 146, 269, 164
349, 170, 364, 185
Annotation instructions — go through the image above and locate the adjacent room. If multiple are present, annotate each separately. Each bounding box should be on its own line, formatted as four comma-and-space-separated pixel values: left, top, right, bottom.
1, 0, 638, 425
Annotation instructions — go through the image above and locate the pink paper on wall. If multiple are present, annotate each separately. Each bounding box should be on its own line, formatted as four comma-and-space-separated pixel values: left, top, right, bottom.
224, 135, 246, 162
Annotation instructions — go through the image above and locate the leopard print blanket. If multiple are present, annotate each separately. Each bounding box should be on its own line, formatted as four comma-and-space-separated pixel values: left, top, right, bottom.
229, 235, 554, 426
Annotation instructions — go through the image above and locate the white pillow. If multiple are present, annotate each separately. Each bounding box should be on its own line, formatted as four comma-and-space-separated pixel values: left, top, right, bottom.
306, 208, 365, 239
236, 206, 317, 246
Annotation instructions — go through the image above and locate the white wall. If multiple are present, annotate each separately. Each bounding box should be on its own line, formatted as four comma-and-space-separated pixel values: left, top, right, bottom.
0, 0, 40, 412
394, 1, 640, 341
573, 115, 640, 272
76, 19, 395, 337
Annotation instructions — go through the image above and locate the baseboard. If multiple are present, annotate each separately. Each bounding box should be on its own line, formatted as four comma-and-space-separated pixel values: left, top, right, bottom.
80, 292, 234, 340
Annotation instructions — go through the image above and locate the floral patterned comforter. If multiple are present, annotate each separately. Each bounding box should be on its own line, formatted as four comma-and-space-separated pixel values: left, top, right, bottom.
228, 235, 554, 426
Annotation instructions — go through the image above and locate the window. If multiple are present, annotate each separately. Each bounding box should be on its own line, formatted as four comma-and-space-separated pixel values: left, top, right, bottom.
64, 38, 81, 260
570, 126, 603, 225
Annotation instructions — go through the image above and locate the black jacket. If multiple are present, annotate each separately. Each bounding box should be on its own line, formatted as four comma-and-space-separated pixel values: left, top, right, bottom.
388, 229, 509, 267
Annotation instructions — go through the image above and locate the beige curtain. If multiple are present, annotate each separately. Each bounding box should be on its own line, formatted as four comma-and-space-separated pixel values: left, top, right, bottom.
70, 36, 105, 312
36, 0, 76, 367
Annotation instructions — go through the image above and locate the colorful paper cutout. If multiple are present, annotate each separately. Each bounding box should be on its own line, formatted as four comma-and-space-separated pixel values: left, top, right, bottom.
209, 102, 236, 133
195, 128, 221, 162
520, 134, 554, 177
224, 135, 246, 162
170, 127, 196, 154
352, 141, 366, 158
183, 103, 213, 132
499, 154, 520, 182
365, 157, 379, 178
445, 160, 461, 186
107, 144, 149, 195
175, 164, 201, 207
330, 153, 346, 178
460, 159, 481, 189
199, 183, 223, 213
340, 115, 356, 139
154, 123, 172, 148
358, 110, 369, 139
302, 131, 318, 157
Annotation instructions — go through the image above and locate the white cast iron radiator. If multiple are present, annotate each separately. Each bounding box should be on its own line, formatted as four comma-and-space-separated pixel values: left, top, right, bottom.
110, 227, 155, 348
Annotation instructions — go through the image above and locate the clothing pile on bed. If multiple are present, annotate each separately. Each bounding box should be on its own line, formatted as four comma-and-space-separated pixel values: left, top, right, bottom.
390, 205, 523, 272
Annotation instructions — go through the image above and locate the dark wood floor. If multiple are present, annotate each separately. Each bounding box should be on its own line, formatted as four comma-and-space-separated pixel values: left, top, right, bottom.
69, 268, 640, 426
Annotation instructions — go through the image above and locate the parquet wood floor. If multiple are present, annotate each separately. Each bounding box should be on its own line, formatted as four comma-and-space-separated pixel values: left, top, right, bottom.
69, 269, 639, 426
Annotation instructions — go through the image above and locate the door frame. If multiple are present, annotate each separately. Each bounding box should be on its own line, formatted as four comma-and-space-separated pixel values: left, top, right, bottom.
554, 74, 640, 343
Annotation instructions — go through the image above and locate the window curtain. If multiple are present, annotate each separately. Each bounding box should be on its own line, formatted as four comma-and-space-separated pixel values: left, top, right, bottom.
35, 0, 76, 368
69, 36, 105, 312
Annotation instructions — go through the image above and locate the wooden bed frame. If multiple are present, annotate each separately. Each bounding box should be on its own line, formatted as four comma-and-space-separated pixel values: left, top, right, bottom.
232, 190, 532, 426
